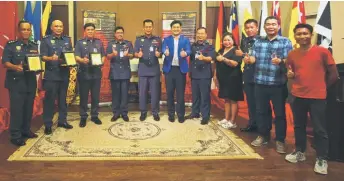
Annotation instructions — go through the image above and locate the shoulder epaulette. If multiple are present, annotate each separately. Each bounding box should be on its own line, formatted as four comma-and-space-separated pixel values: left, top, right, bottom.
43, 35, 51, 39
7, 40, 17, 44
63, 35, 70, 38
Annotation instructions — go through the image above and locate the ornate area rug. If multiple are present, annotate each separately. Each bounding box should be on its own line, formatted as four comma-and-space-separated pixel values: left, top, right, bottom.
8, 112, 262, 161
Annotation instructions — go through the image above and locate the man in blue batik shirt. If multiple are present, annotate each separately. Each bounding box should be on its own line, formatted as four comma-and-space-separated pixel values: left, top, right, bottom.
245, 16, 292, 154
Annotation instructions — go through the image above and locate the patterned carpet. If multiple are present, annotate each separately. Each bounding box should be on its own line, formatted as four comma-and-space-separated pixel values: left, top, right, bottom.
8, 112, 262, 161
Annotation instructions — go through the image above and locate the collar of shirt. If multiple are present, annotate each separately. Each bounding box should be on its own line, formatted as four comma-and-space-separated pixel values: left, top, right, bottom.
264, 35, 281, 42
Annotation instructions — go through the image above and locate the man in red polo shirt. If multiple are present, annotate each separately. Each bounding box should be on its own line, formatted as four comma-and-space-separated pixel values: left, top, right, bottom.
285, 23, 338, 175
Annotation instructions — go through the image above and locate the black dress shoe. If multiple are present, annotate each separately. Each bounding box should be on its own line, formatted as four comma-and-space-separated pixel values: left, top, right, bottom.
122, 115, 129, 122
168, 116, 175, 122
185, 114, 200, 120
240, 125, 257, 132
44, 127, 52, 135
200, 119, 209, 125
91, 117, 102, 125
140, 113, 147, 121
79, 119, 87, 127
153, 114, 160, 121
10, 138, 26, 146
57, 122, 73, 129
111, 115, 121, 122
22, 131, 38, 138
178, 117, 185, 123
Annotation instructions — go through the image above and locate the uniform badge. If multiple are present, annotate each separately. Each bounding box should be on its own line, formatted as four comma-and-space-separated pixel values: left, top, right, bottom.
141, 39, 144, 42
83, 42, 87, 45
30, 50, 38, 53
51, 40, 55, 44
16, 46, 21, 51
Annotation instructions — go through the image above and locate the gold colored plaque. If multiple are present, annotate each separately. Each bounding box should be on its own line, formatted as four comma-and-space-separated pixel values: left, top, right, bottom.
27, 56, 42, 71
61, 52, 77, 67
90, 53, 103, 66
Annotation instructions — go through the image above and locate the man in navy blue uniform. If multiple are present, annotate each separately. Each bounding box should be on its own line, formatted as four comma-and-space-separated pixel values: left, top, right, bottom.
185, 27, 215, 125
2, 20, 39, 146
75, 23, 106, 127
40, 20, 73, 135
162, 20, 191, 123
107, 26, 134, 122
134, 19, 162, 121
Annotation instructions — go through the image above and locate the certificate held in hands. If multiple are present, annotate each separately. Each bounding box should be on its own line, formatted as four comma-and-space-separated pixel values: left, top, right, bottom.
24, 54, 43, 72
89, 52, 103, 66
60, 51, 77, 67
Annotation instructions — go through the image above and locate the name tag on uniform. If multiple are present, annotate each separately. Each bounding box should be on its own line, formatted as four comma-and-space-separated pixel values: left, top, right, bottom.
90, 53, 103, 66
195, 51, 200, 59
149, 46, 154, 52
120, 51, 124, 58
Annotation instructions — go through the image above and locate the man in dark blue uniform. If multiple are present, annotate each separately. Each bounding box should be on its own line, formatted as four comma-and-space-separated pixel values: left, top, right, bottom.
75, 23, 105, 127
41, 20, 73, 134
2, 20, 39, 146
185, 27, 215, 125
107, 26, 134, 122
238, 19, 272, 132
134, 19, 162, 121
162, 20, 191, 123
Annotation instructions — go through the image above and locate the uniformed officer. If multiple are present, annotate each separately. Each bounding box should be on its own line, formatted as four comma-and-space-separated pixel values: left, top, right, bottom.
41, 20, 73, 135
106, 26, 134, 122
185, 27, 215, 125
134, 19, 162, 121
75, 23, 105, 127
2, 20, 38, 146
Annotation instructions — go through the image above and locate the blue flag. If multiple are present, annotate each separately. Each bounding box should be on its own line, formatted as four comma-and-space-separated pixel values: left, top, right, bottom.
24, 1, 34, 41
32, 1, 41, 41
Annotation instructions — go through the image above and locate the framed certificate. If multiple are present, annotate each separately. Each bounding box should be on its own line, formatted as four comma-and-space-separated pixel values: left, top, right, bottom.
89, 53, 103, 66
25, 54, 43, 72
60, 52, 77, 67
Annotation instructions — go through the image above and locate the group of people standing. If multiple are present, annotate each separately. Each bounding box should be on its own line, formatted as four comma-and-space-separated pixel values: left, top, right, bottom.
2, 15, 338, 175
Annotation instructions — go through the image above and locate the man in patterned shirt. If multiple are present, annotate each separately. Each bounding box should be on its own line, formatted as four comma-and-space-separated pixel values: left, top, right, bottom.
244, 16, 292, 154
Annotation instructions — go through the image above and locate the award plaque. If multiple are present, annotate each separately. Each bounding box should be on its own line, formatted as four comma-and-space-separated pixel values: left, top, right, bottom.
60, 52, 77, 67
24, 54, 43, 72
89, 53, 103, 66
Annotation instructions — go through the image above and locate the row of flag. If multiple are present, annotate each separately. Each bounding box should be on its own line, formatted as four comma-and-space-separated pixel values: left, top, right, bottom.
23, 1, 52, 42
215, 1, 332, 54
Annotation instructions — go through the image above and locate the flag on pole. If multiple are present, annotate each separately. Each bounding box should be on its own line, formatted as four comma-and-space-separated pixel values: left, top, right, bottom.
314, 1, 332, 53
271, 1, 282, 35
41, 1, 52, 37
259, 1, 268, 36
215, 1, 225, 51
24, 1, 35, 41
238, 1, 253, 39
288, 1, 306, 47
230, 1, 239, 46
32, 1, 41, 41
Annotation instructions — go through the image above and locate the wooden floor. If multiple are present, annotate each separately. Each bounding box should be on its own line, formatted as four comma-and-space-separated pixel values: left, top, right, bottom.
0, 105, 343, 181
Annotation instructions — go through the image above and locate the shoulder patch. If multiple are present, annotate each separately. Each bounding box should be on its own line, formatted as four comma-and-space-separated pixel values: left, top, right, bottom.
43, 35, 51, 39
7, 40, 17, 44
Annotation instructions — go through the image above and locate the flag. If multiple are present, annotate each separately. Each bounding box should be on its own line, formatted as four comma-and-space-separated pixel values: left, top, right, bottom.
315, 1, 332, 53
215, 1, 225, 51
0, 2, 18, 108
271, 1, 282, 35
24, 1, 35, 41
41, 1, 52, 37
288, 1, 306, 47
259, 1, 268, 36
32, 1, 41, 41
238, 1, 253, 38
230, 1, 239, 46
